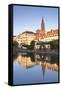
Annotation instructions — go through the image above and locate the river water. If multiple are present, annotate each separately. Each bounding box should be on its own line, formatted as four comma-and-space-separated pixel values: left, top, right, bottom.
13, 52, 59, 85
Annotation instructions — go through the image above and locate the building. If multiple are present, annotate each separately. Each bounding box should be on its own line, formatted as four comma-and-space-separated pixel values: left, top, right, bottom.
36, 18, 59, 42
41, 17, 45, 32
13, 36, 17, 41
13, 17, 59, 46
15, 31, 36, 45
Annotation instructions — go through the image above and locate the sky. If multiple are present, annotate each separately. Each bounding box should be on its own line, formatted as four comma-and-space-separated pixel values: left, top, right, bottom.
13, 5, 59, 35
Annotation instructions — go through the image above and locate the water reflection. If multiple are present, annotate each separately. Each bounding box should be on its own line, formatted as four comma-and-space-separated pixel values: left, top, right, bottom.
13, 52, 59, 84
14, 53, 58, 72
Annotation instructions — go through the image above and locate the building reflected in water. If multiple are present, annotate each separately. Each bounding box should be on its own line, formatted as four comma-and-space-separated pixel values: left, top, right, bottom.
14, 53, 59, 80
15, 54, 36, 68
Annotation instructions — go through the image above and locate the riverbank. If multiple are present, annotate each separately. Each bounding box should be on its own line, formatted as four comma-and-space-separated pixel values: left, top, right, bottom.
18, 49, 58, 55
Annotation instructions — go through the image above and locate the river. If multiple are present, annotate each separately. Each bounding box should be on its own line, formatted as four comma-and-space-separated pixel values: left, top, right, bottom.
13, 52, 59, 85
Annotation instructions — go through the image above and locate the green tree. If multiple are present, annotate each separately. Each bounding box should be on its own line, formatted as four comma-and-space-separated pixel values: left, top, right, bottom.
13, 40, 19, 56
30, 40, 35, 50
13, 40, 18, 47
49, 40, 58, 49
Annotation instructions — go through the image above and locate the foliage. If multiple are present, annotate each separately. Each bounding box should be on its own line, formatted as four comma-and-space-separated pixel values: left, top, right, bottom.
13, 40, 18, 47
30, 40, 35, 50
22, 40, 35, 50
49, 40, 58, 49
36, 39, 58, 50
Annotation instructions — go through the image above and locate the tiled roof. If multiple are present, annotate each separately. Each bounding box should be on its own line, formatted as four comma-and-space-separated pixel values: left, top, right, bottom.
36, 29, 58, 39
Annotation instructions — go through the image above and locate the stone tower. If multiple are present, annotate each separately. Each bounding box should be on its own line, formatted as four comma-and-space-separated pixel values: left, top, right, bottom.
41, 17, 45, 32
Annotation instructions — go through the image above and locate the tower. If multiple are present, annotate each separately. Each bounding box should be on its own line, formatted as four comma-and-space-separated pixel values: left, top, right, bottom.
41, 17, 45, 32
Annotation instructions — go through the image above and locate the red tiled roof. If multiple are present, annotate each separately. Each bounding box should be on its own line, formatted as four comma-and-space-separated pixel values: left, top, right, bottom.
36, 29, 58, 39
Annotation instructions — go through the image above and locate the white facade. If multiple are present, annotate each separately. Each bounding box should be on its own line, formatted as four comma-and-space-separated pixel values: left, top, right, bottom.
15, 32, 36, 45
39, 35, 58, 42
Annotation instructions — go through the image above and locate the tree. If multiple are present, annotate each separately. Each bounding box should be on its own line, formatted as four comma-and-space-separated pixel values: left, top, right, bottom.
49, 40, 58, 49
30, 40, 35, 50
13, 40, 19, 56
13, 40, 18, 47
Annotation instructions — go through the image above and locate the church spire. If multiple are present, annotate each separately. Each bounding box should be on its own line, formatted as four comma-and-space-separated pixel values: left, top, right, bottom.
41, 17, 45, 32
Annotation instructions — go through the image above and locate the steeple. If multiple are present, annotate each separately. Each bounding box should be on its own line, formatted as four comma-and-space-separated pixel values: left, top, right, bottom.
41, 17, 45, 32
